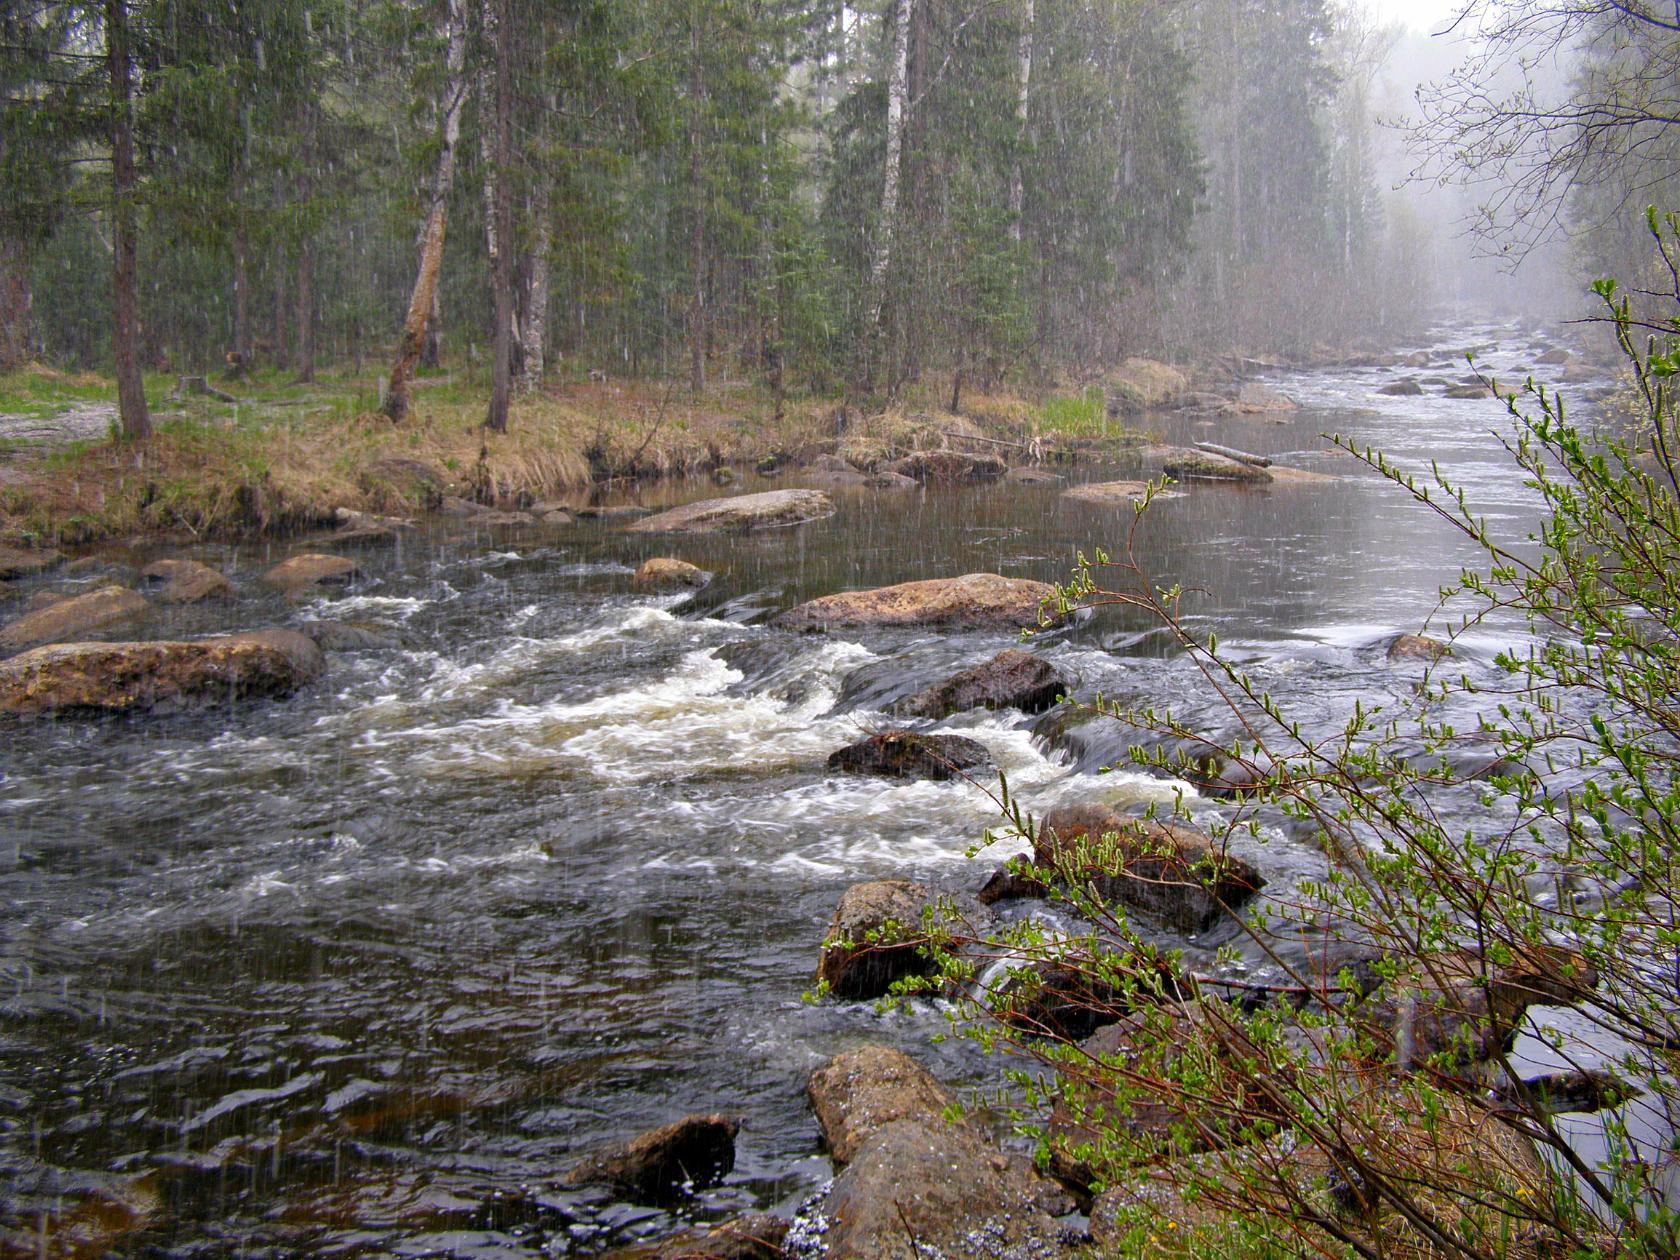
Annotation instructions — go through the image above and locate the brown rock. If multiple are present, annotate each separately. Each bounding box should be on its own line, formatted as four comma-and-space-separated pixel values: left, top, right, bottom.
561, 1114, 739, 1203
775, 573, 1056, 633
0, 585, 150, 655
1233, 383, 1298, 413
626, 489, 835, 534
816, 881, 937, 1001
1386, 632, 1451, 663
635, 558, 710, 590
0, 630, 326, 717
262, 553, 358, 596
607, 1214, 790, 1259
22, 590, 68, 613
0, 545, 64, 580
1106, 358, 1191, 411
1162, 451, 1272, 483
1061, 479, 1154, 506
1379, 379, 1425, 396
141, 559, 233, 604
895, 649, 1073, 719
1537, 347, 1572, 365
1035, 803, 1265, 933
806, 1047, 1068, 1259
826, 730, 991, 781
887, 451, 1007, 485
865, 470, 919, 491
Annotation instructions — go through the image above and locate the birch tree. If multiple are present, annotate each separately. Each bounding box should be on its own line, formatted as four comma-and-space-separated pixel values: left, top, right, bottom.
383, 0, 468, 424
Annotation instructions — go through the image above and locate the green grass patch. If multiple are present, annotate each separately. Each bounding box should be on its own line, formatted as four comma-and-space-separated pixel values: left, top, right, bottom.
1037, 388, 1110, 437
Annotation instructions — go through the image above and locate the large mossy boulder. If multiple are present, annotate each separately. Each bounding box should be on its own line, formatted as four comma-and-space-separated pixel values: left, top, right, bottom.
634, 557, 710, 590
0, 585, 151, 655
887, 450, 1007, 485
0, 630, 325, 717
894, 649, 1073, 719
802, 1046, 1069, 1260
624, 489, 834, 534
0, 546, 65, 580
1106, 358, 1191, 412
1161, 451, 1273, 484
816, 880, 938, 1000
1028, 802, 1265, 933
775, 573, 1056, 633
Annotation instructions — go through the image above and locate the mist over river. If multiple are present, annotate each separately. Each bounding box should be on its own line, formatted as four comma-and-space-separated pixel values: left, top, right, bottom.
0, 319, 1624, 1254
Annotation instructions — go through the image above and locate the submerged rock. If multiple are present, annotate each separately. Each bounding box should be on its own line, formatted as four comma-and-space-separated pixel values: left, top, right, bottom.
0, 545, 65, 580
141, 558, 233, 604
561, 1113, 740, 1204
0, 630, 325, 717
775, 573, 1056, 632
804, 1045, 1069, 1259
1062, 479, 1154, 506
297, 620, 404, 652
826, 730, 991, 781
634, 557, 711, 590
0, 585, 151, 655
262, 553, 358, 597
816, 880, 938, 1000
895, 649, 1073, 719
1005, 465, 1063, 485
888, 450, 1008, 485
625, 489, 835, 534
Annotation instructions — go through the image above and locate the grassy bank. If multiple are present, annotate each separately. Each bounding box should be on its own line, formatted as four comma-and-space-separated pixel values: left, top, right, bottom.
0, 361, 1144, 546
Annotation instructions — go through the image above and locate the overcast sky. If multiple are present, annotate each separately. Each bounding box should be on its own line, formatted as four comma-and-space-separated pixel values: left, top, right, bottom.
1362, 0, 1463, 34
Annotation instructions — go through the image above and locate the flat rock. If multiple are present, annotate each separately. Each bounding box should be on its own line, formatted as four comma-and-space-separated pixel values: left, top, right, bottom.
888, 451, 1007, 485
1005, 466, 1063, 485
1262, 465, 1340, 485
816, 880, 937, 1000
561, 1113, 739, 1204
1233, 383, 1297, 413
625, 489, 835, 534
826, 730, 991, 781
1162, 451, 1272, 483
1032, 802, 1264, 933
0, 546, 64, 580
0, 630, 325, 717
865, 469, 919, 490
263, 553, 358, 596
1062, 479, 1153, 506
774, 573, 1055, 632
0, 585, 151, 655
895, 649, 1073, 719
141, 559, 233, 604
634, 557, 710, 590
808, 1045, 960, 1167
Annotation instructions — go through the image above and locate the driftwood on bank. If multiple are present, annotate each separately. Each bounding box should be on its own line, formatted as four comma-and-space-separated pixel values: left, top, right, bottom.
1194, 440, 1271, 468
174, 375, 237, 403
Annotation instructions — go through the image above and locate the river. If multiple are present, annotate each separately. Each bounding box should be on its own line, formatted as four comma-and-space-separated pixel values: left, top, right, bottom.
0, 316, 1628, 1255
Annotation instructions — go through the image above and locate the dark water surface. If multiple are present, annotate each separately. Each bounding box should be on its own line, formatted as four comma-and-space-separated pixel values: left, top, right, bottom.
0, 320, 1631, 1254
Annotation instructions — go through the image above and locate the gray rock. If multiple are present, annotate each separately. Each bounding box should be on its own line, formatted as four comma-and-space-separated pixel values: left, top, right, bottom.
625, 489, 835, 534
0, 585, 151, 655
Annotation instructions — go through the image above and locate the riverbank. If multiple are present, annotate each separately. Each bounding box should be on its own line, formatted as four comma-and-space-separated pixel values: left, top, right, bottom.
0, 360, 1165, 547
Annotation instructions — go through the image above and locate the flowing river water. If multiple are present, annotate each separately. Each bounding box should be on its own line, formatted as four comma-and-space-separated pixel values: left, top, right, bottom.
0, 318, 1643, 1255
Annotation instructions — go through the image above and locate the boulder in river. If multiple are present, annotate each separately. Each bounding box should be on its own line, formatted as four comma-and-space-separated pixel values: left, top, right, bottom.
1379, 379, 1425, 396
561, 1113, 739, 1204
625, 488, 835, 534
1233, 383, 1298, 413
1386, 632, 1451, 663
262, 553, 358, 597
816, 879, 938, 1000
1161, 451, 1272, 484
298, 620, 404, 652
634, 557, 711, 590
141, 559, 233, 604
0, 585, 151, 655
895, 649, 1073, 719
1032, 802, 1265, 933
0, 629, 325, 717
826, 730, 991, 781
1061, 479, 1154, 506
607, 1214, 790, 1259
1005, 465, 1063, 485
803, 1045, 1069, 1259
888, 450, 1008, 485
0, 545, 64, 580
775, 572, 1056, 632
865, 468, 919, 490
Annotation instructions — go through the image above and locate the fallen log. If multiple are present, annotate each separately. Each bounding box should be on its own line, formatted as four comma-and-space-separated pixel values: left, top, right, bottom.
1194, 440, 1271, 468
176, 375, 237, 404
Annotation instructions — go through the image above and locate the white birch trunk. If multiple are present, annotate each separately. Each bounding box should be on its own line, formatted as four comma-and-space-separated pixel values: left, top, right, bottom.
864, 0, 911, 335
1008, 0, 1033, 243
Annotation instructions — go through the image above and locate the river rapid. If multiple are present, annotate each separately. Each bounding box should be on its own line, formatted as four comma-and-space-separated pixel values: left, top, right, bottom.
0, 318, 1631, 1255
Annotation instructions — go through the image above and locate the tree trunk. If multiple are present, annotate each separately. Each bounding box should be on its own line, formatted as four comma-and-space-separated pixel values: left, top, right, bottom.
1008, 0, 1033, 244
0, 238, 34, 372
420, 292, 441, 368
484, 0, 513, 433
521, 158, 551, 392
232, 221, 250, 371
272, 255, 289, 369
862, 0, 911, 389
106, 0, 150, 440
295, 237, 315, 383
384, 0, 467, 423
688, 8, 707, 395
